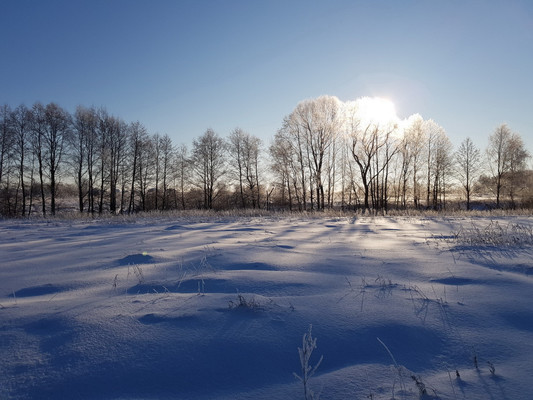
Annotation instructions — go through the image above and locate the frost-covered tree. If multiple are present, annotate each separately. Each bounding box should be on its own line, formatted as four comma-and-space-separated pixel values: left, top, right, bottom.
486, 124, 529, 207
430, 124, 453, 209
274, 96, 342, 211
487, 124, 512, 207
344, 98, 399, 212
401, 114, 426, 208
422, 119, 453, 209
293, 96, 341, 210
269, 129, 297, 210
275, 115, 310, 210
455, 137, 481, 210
506, 132, 530, 207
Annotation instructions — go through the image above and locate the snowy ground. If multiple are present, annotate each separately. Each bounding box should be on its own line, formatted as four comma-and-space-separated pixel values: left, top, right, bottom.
1, 214, 532, 399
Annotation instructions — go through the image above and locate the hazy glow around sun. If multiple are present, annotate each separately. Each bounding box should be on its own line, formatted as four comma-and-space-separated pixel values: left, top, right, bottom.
357, 97, 398, 127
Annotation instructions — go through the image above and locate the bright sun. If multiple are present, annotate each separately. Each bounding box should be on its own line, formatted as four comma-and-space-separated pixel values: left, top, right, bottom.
358, 97, 398, 127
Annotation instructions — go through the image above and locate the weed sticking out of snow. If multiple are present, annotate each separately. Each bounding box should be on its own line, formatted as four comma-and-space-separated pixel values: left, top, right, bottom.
294, 325, 323, 400
377, 337, 442, 399
131, 265, 145, 284
377, 337, 408, 396
410, 374, 427, 396
197, 278, 206, 295
451, 220, 533, 247
338, 275, 400, 313
431, 219, 533, 250
487, 361, 496, 376
429, 218, 533, 275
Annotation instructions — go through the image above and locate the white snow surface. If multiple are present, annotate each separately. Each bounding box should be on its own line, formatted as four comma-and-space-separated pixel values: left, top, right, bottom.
1, 215, 532, 399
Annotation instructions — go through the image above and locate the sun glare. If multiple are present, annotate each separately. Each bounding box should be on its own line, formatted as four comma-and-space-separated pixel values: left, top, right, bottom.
358, 97, 398, 127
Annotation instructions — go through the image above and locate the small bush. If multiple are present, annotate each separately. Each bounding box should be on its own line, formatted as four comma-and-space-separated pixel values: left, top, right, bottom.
228, 294, 261, 310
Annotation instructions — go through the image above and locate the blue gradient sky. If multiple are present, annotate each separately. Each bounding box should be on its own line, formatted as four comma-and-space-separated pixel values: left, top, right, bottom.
1, 0, 532, 151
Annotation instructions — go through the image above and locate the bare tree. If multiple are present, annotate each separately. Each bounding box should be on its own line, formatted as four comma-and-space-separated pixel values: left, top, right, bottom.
95, 109, 109, 214
191, 129, 226, 209
9, 105, 32, 216
80, 107, 100, 214
270, 130, 296, 210
157, 134, 175, 210
398, 114, 425, 208
455, 137, 481, 210
420, 119, 453, 209
29, 103, 47, 215
94, 109, 126, 214
0, 105, 13, 189
486, 124, 529, 207
506, 132, 530, 207
423, 119, 441, 208
371, 124, 399, 212
487, 124, 511, 207
43, 103, 72, 215
117, 123, 132, 214
248, 135, 262, 209
394, 134, 412, 209
428, 124, 453, 210
290, 96, 341, 210
127, 121, 148, 213
344, 99, 398, 212
0, 105, 14, 214
175, 143, 189, 210
71, 106, 97, 212
136, 129, 155, 212
28, 103, 71, 216
228, 128, 262, 208
228, 128, 247, 208
108, 117, 127, 214
344, 101, 372, 211
277, 114, 310, 210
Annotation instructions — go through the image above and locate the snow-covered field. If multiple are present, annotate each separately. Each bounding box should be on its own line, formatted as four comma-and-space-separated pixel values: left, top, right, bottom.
1, 214, 532, 399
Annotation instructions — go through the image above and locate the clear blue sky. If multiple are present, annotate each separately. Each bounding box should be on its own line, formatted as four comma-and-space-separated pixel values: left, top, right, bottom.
1, 0, 532, 152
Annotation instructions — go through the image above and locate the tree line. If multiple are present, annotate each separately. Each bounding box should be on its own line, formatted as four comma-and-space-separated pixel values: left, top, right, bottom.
0, 97, 531, 217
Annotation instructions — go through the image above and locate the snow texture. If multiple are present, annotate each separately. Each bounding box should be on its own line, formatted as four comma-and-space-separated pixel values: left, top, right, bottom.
1, 215, 532, 399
